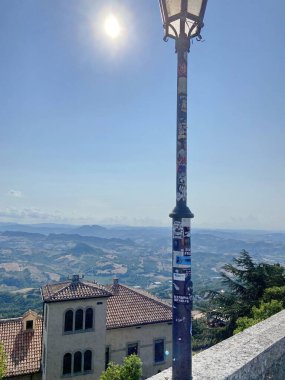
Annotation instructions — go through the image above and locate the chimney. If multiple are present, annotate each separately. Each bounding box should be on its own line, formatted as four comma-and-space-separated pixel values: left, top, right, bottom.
71, 274, 80, 284
112, 278, 119, 294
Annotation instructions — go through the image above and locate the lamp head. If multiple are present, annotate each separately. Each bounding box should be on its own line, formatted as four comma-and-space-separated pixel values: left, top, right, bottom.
159, 0, 207, 41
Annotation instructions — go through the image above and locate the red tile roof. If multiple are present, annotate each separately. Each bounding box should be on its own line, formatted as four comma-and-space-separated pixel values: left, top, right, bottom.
106, 283, 172, 329
0, 314, 42, 378
42, 278, 112, 302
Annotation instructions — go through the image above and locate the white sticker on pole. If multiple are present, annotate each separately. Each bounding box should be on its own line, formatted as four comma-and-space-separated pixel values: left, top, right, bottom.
173, 272, 186, 281
173, 221, 183, 238
182, 218, 191, 228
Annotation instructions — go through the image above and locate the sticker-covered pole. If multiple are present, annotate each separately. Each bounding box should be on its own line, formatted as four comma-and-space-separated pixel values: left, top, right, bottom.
169, 31, 194, 380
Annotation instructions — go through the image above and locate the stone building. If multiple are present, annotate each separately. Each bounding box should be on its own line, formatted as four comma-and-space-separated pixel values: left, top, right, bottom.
0, 276, 172, 380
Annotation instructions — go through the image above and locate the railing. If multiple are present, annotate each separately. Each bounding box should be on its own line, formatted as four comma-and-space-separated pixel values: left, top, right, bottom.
147, 309, 285, 380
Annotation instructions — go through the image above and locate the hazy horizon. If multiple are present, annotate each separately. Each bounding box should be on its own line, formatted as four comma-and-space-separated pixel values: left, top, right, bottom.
0, 220, 285, 234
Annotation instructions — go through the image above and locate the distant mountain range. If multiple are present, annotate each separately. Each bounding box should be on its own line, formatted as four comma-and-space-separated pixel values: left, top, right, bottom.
0, 222, 284, 317
0, 222, 104, 235
0, 222, 170, 238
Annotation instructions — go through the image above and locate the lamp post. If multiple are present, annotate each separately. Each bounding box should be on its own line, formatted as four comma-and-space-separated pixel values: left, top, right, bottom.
159, 1, 207, 379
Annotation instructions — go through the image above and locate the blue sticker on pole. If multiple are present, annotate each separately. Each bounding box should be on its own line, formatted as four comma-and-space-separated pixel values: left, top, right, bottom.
174, 255, 191, 267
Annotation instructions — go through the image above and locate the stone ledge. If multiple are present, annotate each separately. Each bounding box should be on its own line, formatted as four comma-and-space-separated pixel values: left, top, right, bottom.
147, 309, 285, 380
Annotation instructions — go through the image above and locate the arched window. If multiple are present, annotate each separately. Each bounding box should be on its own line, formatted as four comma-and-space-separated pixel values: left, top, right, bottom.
85, 308, 93, 329
75, 309, 83, 330
63, 353, 72, 375
64, 310, 73, 332
84, 350, 92, 371
73, 351, 82, 373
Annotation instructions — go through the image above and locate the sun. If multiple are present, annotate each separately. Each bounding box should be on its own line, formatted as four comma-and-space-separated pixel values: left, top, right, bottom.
104, 15, 121, 39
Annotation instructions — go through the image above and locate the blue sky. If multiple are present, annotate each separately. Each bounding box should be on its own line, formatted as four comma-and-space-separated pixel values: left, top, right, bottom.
0, 0, 284, 230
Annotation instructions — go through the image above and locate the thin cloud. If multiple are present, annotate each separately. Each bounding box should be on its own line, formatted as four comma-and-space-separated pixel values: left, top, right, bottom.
0, 207, 65, 222
8, 190, 22, 198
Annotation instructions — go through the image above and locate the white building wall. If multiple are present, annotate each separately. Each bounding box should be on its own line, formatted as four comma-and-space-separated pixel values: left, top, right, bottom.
106, 322, 172, 379
42, 298, 108, 380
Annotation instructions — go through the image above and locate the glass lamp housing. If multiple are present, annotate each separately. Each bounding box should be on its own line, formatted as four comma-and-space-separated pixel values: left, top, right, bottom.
159, 0, 207, 40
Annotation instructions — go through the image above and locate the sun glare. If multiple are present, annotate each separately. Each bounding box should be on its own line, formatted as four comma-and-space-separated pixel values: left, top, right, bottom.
104, 15, 121, 39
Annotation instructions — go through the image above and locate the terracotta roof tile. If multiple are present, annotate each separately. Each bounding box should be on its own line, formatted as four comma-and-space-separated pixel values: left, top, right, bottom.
42, 279, 112, 302
106, 284, 172, 329
0, 314, 42, 377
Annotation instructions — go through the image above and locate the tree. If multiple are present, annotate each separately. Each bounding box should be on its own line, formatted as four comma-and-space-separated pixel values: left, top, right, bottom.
262, 286, 285, 307
100, 355, 142, 380
192, 318, 229, 351
234, 300, 283, 334
120, 355, 142, 380
0, 344, 6, 380
220, 250, 285, 305
207, 250, 285, 336
100, 362, 121, 380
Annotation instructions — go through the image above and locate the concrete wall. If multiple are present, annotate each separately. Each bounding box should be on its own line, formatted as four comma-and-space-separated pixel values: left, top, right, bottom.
106, 322, 172, 379
147, 310, 285, 380
43, 298, 108, 380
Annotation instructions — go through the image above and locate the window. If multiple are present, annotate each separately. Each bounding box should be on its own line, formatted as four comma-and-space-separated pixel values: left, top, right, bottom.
127, 343, 138, 356
63, 353, 72, 375
85, 308, 93, 329
75, 309, 83, 331
154, 339, 165, 363
64, 310, 73, 332
73, 351, 82, 373
105, 347, 110, 370
26, 320, 33, 330
63, 351, 93, 376
84, 350, 92, 372
64, 308, 94, 333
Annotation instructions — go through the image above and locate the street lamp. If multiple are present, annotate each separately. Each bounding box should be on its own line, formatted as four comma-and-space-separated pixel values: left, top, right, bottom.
159, 1, 207, 380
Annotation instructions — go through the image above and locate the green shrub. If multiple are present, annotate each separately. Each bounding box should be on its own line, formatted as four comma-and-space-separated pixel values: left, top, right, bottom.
100, 355, 142, 380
